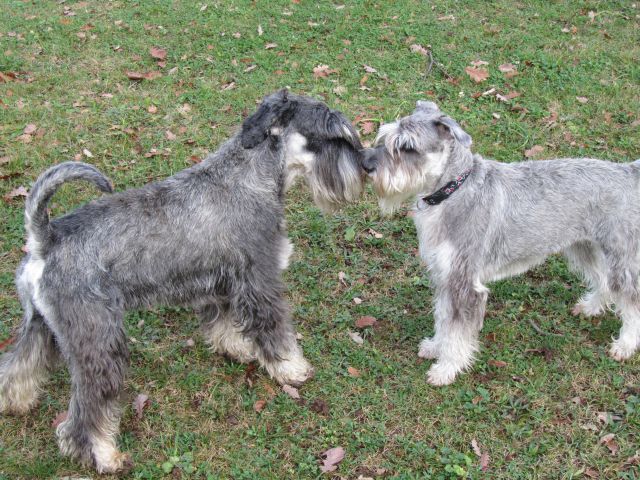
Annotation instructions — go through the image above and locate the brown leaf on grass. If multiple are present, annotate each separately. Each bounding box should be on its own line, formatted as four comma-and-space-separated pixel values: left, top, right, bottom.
600, 433, 619, 455
355, 316, 376, 328
150, 46, 167, 60
82, 148, 94, 158
126, 71, 162, 81
465, 66, 489, 83
363, 64, 377, 73
437, 14, 455, 21
352, 297, 363, 305
244, 64, 257, 73
470, 59, 489, 67
165, 130, 177, 141
347, 366, 361, 377
133, 393, 150, 419
360, 121, 376, 135
23, 123, 37, 135
4, 186, 29, 201
488, 359, 507, 368
348, 331, 364, 344
265, 42, 278, 49
51, 411, 68, 428
147, 105, 158, 114
319, 447, 345, 473
17, 133, 32, 143
221, 81, 236, 91
409, 44, 429, 56
253, 399, 267, 413
576, 96, 589, 104
0, 71, 18, 82
471, 439, 490, 471
498, 63, 516, 73
282, 384, 300, 399
524, 145, 544, 158
584, 467, 599, 479
0, 336, 15, 350
313, 64, 337, 78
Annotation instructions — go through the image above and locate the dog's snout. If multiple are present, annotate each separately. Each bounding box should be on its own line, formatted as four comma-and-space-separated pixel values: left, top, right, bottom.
361, 147, 380, 174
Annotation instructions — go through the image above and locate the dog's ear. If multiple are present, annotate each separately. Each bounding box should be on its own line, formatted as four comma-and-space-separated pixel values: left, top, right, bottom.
415, 100, 440, 113
435, 116, 472, 147
240, 89, 295, 149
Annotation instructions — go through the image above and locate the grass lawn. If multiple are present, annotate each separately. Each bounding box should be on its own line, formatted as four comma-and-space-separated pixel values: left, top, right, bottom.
1, 1, 639, 478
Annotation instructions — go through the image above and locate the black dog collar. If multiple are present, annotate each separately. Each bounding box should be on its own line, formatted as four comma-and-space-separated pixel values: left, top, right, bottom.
420, 170, 472, 206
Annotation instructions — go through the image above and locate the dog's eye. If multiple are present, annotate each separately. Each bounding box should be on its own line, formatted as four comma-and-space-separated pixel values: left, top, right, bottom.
399, 146, 417, 154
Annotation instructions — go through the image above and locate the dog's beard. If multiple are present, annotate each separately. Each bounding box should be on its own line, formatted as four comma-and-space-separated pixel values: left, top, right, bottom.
369, 160, 437, 215
307, 153, 363, 213
283, 132, 364, 213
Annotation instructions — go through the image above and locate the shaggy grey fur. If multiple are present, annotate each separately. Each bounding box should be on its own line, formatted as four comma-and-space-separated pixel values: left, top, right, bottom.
0, 90, 364, 473
363, 100, 640, 386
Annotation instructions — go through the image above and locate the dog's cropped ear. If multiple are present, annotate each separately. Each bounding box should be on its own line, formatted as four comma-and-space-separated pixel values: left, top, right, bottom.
415, 100, 440, 113
240, 89, 295, 149
435, 116, 472, 147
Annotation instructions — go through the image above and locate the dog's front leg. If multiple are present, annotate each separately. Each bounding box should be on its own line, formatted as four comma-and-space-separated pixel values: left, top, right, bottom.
232, 285, 314, 387
424, 280, 487, 386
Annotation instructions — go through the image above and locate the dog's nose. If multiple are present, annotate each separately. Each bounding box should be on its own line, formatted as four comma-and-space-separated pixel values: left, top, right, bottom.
360, 148, 379, 174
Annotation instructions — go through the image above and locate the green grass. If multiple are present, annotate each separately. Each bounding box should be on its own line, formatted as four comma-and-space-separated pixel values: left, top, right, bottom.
1, 1, 639, 478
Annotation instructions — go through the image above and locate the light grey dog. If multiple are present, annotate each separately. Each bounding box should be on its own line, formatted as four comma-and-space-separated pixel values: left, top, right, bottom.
362, 100, 640, 386
0, 90, 364, 473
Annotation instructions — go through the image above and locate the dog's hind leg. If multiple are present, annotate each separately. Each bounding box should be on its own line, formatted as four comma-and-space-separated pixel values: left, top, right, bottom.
199, 303, 258, 364
564, 242, 610, 317
425, 279, 488, 386
232, 278, 314, 386
0, 263, 59, 415
54, 302, 132, 474
0, 308, 58, 414
606, 263, 640, 361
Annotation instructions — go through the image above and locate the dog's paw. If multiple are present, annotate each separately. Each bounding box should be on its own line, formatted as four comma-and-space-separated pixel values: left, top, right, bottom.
572, 300, 604, 317
418, 338, 439, 359
609, 340, 638, 362
426, 362, 459, 386
267, 355, 315, 387
95, 451, 133, 475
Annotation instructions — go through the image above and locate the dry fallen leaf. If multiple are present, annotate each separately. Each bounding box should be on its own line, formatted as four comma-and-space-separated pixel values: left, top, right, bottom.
363, 64, 377, 73
488, 359, 507, 368
51, 411, 68, 428
133, 393, 150, 419
126, 71, 162, 81
320, 447, 345, 473
576, 96, 589, 104
471, 439, 490, 471
498, 63, 516, 73
265, 42, 278, 49
409, 44, 429, 56
360, 121, 376, 135
23, 123, 37, 135
313, 64, 337, 78
348, 331, 364, 344
355, 316, 377, 328
147, 105, 158, 114
347, 366, 361, 377
352, 297, 363, 305
600, 433, 619, 455
254, 399, 267, 413
165, 130, 177, 141
524, 145, 544, 158
150, 47, 167, 60
465, 66, 489, 83
3, 186, 29, 201
82, 148, 93, 158
470, 59, 489, 67
282, 384, 300, 399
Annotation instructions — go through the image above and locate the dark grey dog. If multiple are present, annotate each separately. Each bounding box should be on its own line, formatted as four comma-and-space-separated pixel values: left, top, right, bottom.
0, 90, 364, 473
363, 100, 640, 386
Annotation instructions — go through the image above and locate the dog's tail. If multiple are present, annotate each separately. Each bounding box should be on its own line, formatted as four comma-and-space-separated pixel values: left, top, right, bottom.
25, 161, 113, 258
